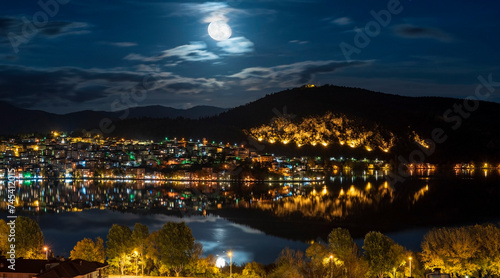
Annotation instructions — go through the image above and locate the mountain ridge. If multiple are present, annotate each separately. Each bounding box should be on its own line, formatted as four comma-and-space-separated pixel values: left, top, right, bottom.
0, 102, 226, 134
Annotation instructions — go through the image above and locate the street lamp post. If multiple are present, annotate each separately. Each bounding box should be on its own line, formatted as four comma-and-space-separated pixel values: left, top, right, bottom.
409, 256, 412, 278
329, 255, 334, 278
43, 246, 48, 260
134, 251, 138, 277
228, 252, 233, 278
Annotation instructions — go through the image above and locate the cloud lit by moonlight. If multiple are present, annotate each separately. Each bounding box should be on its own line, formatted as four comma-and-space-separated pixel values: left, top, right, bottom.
208, 20, 232, 41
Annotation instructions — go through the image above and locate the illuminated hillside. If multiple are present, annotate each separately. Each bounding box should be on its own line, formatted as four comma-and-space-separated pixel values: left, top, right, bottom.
245, 112, 398, 153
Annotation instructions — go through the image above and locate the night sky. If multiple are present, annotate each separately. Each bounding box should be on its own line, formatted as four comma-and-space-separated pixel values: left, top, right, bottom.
1, 0, 499, 114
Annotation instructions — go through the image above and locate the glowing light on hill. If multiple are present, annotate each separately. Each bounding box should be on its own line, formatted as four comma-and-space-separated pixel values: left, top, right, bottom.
413, 131, 430, 149
245, 112, 397, 153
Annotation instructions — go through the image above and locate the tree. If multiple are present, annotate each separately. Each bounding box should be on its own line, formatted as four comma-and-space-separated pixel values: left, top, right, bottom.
421, 226, 479, 277
145, 231, 162, 275
242, 261, 266, 278
328, 228, 357, 260
328, 228, 362, 278
473, 224, 500, 277
403, 251, 424, 278
185, 244, 220, 278
131, 223, 149, 275
388, 243, 410, 278
305, 243, 330, 278
95, 237, 106, 263
363, 231, 405, 278
269, 248, 306, 278
70, 237, 105, 263
158, 222, 195, 277
16, 216, 44, 259
106, 224, 133, 275
0, 219, 9, 256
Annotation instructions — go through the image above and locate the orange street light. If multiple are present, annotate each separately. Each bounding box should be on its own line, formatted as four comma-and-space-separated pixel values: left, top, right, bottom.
134, 250, 139, 276
329, 255, 334, 278
409, 256, 412, 277
228, 251, 233, 278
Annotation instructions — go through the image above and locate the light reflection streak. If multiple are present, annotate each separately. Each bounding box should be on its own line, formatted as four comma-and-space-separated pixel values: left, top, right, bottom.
252, 181, 396, 220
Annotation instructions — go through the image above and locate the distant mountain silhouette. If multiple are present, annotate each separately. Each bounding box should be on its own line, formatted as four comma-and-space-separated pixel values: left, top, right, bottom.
0, 102, 226, 135
125, 105, 227, 119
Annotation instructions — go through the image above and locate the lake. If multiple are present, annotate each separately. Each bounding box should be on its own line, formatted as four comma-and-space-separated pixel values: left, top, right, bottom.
2, 168, 500, 264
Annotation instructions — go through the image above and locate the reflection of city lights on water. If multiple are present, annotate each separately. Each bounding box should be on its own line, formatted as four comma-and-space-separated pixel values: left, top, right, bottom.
254, 181, 395, 220
366, 182, 372, 191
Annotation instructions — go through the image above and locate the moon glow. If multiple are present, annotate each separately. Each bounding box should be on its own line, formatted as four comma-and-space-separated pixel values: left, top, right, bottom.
215, 257, 226, 268
208, 20, 232, 41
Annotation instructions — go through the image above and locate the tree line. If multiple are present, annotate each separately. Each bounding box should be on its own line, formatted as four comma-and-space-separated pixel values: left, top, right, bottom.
1, 217, 499, 277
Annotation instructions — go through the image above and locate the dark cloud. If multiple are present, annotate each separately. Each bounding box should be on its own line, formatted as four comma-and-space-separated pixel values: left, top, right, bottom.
0, 65, 224, 109
101, 41, 138, 47
0, 17, 18, 31
393, 24, 453, 42
0, 54, 17, 61
298, 61, 366, 83
0, 16, 89, 47
0, 65, 111, 107
165, 82, 203, 91
37, 21, 89, 37
229, 60, 371, 90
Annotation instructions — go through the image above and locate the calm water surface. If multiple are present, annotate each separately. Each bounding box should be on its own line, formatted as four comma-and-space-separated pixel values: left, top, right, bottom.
3, 168, 500, 264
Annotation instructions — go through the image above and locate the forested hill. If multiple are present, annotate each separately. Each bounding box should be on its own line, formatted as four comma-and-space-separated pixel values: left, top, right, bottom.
109, 85, 500, 162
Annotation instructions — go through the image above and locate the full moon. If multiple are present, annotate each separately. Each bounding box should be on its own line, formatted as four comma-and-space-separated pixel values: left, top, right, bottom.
208, 20, 232, 41
215, 257, 226, 268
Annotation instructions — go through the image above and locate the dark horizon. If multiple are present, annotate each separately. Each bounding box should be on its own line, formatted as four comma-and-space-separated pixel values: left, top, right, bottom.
4, 82, 500, 116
